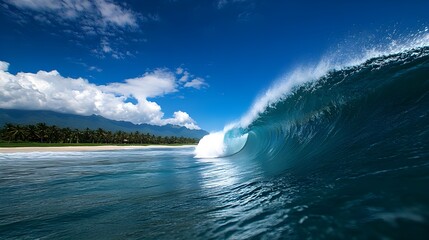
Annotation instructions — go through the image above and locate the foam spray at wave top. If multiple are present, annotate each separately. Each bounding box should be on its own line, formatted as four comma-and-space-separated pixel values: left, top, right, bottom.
195, 29, 429, 162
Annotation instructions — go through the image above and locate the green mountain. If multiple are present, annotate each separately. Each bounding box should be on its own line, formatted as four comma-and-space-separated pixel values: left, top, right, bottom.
0, 109, 208, 139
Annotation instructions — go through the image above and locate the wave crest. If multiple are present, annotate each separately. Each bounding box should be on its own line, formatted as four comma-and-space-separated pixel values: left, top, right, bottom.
196, 31, 429, 160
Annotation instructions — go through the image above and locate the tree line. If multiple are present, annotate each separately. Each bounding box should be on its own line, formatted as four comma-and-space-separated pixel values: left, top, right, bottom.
0, 123, 199, 145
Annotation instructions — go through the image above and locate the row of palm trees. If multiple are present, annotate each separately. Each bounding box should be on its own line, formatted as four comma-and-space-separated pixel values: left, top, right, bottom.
0, 123, 199, 145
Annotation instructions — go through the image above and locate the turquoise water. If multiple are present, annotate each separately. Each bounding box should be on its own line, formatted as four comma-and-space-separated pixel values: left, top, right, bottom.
1, 46, 429, 239
1, 144, 428, 239
0, 148, 268, 239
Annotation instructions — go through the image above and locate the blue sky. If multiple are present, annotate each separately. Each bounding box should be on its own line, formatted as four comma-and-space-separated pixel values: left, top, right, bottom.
0, 0, 428, 131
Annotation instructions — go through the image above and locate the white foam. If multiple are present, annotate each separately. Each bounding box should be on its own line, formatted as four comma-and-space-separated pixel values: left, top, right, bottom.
195, 30, 429, 158
195, 131, 226, 158
194, 125, 249, 158
238, 31, 429, 130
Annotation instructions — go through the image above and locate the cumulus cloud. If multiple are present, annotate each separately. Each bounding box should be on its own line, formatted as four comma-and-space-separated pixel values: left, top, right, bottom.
0, 61, 203, 129
164, 111, 200, 130
103, 69, 177, 98
0, 61, 9, 71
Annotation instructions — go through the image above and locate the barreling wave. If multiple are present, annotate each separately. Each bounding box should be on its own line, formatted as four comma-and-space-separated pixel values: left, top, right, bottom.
195, 32, 429, 174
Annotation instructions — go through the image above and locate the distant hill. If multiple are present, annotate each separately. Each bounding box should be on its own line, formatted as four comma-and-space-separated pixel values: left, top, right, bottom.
0, 109, 208, 139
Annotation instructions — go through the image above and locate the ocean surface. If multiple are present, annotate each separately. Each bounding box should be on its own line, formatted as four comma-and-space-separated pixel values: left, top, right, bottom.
1, 40, 429, 239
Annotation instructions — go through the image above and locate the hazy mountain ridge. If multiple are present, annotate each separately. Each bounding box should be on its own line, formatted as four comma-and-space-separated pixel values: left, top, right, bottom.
0, 109, 208, 139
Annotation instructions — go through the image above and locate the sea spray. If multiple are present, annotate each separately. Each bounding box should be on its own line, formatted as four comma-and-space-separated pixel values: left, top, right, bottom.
196, 31, 429, 160
195, 126, 248, 158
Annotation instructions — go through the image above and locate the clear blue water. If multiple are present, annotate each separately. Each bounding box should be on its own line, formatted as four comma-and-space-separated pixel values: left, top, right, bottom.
1, 46, 429, 239
0, 147, 283, 239
1, 146, 429, 239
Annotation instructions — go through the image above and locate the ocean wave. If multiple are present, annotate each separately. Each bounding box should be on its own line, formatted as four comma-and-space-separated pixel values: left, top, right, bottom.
196, 31, 429, 169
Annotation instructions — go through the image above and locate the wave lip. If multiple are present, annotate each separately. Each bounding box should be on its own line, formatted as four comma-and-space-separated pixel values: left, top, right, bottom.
196, 31, 429, 162
195, 127, 248, 158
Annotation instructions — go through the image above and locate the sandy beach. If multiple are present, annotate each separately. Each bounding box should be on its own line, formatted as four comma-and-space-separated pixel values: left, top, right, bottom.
0, 145, 196, 153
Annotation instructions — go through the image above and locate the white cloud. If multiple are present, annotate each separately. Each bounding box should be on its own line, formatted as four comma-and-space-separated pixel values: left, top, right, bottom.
4, 0, 143, 58
179, 71, 190, 82
5, 0, 137, 28
164, 111, 200, 130
0, 61, 9, 71
176, 67, 184, 75
6, 0, 61, 11
103, 69, 177, 99
95, 0, 137, 27
174, 67, 208, 89
88, 66, 102, 72
93, 38, 129, 59
101, 39, 112, 53
0, 61, 202, 129
184, 77, 209, 89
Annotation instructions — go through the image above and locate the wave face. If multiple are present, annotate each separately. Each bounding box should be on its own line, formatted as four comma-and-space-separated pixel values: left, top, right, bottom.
197, 45, 429, 176
192, 38, 429, 238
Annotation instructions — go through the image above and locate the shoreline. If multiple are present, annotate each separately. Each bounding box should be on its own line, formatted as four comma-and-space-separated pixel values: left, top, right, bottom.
0, 145, 196, 153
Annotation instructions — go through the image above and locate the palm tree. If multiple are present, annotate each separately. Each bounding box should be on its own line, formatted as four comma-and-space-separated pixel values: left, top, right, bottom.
82, 128, 95, 143
95, 128, 105, 143
47, 125, 61, 143
26, 125, 38, 142
3, 123, 16, 142
35, 123, 48, 143
0, 122, 201, 145
3, 123, 29, 142
71, 129, 80, 143
62, 127, 72, 143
